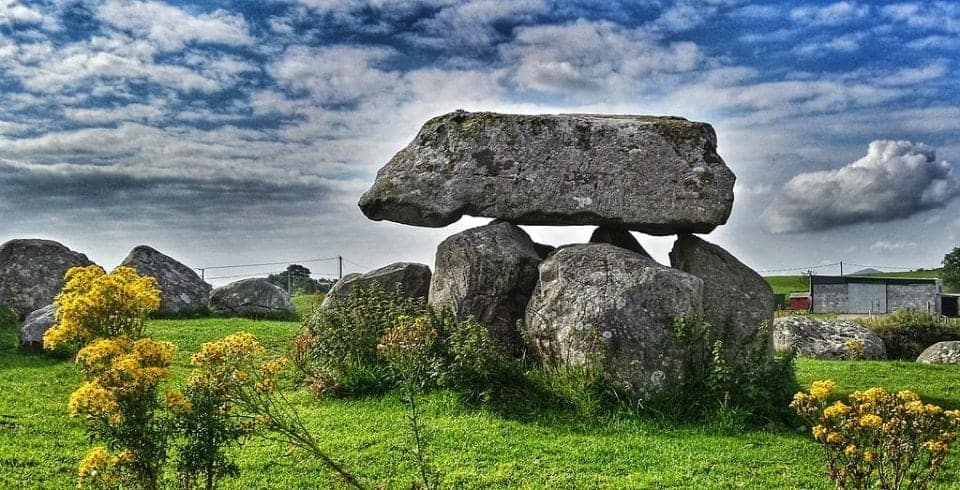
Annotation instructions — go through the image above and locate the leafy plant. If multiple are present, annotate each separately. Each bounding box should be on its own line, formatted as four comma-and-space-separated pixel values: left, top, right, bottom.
857, 311, 960, 360
792, 380, 960, 489
942, 247, 960, 292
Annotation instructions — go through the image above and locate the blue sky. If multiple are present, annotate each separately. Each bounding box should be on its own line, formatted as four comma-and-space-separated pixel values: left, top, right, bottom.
0, 0, 958, 282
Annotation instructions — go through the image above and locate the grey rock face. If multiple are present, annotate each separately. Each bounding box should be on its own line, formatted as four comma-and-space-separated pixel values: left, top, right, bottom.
322, 262, 431, 310
120, 245, 211, 317
0, 239, 93, 318
773, 317, 886, 360
669, 234, 774, 355
359, 111, 735, 235
525, 244, 703, 399
429, 221, 541, 355
916, 341, 960, 364
209, 278, 295, 319
20, 304, 57, 350
532, 242, 556, 260
589, 226, 650, 257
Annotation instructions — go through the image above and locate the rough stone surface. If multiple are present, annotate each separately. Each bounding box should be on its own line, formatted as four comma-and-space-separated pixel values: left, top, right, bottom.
0, 239, 93, 318
669, 234, 774, 354
525, 243, 703, 399
533, 242, 556, 260
209, 278, 294, 319
429, 221, 541, 355
359, 111, 735, 235
120, 245, 211, 317
916, 341, 960, 364
322, 262, 431, 310
773, 317, 886, 360
589, 226, 650, 257
20, 304, 56, 349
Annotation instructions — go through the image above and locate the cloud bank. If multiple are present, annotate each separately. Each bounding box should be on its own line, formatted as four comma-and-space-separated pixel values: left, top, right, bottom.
768, 140, 958, 233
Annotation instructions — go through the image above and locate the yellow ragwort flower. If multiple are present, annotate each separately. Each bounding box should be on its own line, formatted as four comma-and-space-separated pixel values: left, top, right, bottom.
823, 401, 852, 419
810, 380, 836, 399
860, 414, 883, 429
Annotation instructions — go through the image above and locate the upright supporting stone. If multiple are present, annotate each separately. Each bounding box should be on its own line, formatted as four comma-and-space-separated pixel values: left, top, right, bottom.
525, 243, 703, 399
589, 226, 650, 257
0, 239, 93, 318
322, 262, 431, 310
120, 245, 211, 317
429, 221, 541, 356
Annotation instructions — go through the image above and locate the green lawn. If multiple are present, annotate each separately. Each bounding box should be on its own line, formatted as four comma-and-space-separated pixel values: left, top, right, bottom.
765, 275, 810, 295
2, 316, 960, 489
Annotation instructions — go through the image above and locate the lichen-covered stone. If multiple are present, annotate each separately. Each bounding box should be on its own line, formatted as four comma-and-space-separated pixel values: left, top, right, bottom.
209, 278, 294, 319
359, 111, 735, 235
589, 226, 650, 257
773, 317, 886, 360
429, 221, 541, 355
20, 304, 56, 350
120, 245, 211, 317
322, 262, 431, 310
525, 243, 703, 399
0, 239, 93, 318
669, 234, 774, 355
916, 341, 960, 364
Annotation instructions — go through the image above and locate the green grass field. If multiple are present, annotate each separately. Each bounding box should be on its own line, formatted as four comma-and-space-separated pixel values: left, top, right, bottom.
2, 307, 960, 488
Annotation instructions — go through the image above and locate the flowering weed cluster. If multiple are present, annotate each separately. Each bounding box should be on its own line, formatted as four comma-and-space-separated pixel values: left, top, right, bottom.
792, 380, 960, 489
44, 265, 160, 350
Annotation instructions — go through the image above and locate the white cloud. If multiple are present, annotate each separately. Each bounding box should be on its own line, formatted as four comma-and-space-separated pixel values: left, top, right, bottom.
793, 32, 866, 56
870, 240, 918, 252
880, 61, 950, 86
791, 1, 869, 26
64, 103, 167, 125
768, 140, 958, 233
0, 0, 44, 26
97, 0, 253, 51
269, 45, 402, 105
501, 19, 701, 97
882, 2, 960, 34
906, 34, 960, 50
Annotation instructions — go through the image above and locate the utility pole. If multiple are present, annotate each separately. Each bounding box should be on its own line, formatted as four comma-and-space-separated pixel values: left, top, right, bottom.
840, 261, 843, 276
338, 256, 343, 280
199, 268, 205, 281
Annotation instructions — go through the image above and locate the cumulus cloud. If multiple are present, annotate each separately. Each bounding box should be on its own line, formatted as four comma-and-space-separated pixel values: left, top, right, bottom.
97, 0, 253, 50
767, 140, 958, 233
870, 240, 918, 252
501, 19, 700, 98
790, 1, 869, 26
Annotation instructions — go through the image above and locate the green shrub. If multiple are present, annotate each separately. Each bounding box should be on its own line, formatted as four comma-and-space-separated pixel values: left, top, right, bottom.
649, 317, 798, 424
295, 284, 515, 401
0, 304, 17, 330
857, 310, 960, 360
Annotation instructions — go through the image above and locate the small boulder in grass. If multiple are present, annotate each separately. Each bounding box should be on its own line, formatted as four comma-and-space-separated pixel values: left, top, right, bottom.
20, 304, 57, 350
773, 316, 886, 360
916, 341, 960, 364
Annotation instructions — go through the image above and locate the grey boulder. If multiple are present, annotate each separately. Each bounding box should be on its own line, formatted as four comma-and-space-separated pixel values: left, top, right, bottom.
589, 226, 650, 257
0, 239, 93, 318
322, 262, 431, 310
359, 111, 735, 235
669, 234, 774, 356
525, 243, 703, 399
429, 221, 541, 355
916, 341, 960, 364
20, 304, 57, 350
773, 317, 886, 360
209, 278, 295, 319
120, 245, 211, 317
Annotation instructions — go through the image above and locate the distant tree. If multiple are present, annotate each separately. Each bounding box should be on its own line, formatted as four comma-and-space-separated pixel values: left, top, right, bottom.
268, 264, 324, 294
942, 248, 960, 291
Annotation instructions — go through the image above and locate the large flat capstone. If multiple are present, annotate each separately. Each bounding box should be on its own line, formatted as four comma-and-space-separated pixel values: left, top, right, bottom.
359, 111, 735, 235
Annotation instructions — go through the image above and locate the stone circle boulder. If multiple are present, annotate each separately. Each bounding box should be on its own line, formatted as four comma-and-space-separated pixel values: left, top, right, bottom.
429, 221, 541, 355
525, 243, 703, 399
20, 304, 57, 350
589, 226, 650, 257
773, 317, 886, 360
916, 341, 960, 364
359, 111, 735, 235
322, 262, 431, 310
209, 278, 295, 319
0, 239, 93, 318
120, 245, 211, 317
669, 234, 774, 355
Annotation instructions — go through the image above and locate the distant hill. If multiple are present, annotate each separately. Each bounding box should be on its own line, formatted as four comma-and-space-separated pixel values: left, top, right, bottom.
850, 267, 882, 275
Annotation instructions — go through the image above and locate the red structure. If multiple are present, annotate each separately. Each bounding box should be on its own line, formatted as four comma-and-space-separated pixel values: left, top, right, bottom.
789, 292, 810, 311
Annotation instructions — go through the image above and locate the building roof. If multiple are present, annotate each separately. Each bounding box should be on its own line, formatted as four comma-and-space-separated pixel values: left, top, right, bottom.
811, 275, 940, 286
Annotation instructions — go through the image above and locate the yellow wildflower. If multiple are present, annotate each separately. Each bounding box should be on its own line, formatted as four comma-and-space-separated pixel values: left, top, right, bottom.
78, 446, 112, 478
810, 380, 836, 399
826, 432, 842, 444
69, 382, 119, 419
863, 451, 876, 463
923, 440, 949, 453
812, 425, 827, 441
823, 401, 852, 419
165, 390, 192, 415
844, 444, 858, 457
898, 390, 920, 402
860, 414, 883, 429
